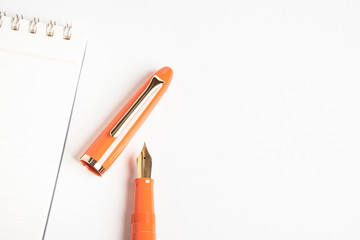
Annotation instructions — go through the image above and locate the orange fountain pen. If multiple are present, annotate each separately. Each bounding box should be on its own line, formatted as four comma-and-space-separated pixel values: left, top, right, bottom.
80, 67, 173, 176
131, 143, 156, 240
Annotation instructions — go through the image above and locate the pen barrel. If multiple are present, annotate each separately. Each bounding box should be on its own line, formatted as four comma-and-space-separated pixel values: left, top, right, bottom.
131, 178, 155, 240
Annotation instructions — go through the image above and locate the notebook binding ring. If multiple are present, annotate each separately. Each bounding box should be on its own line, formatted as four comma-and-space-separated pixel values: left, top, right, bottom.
63, 23, 72, 40
29, 17, 39, 34
46, 20, 56, 37
1, 12, 72, 40
0, 11, 5, 28
11, 14, 22, 31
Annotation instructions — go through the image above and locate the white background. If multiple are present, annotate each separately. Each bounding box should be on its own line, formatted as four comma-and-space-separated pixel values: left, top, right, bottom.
2, 1, 360, 239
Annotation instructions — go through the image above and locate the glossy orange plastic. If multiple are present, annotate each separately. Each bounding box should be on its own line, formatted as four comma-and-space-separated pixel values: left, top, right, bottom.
131, 178, 156, 240
81, 67, 173, 176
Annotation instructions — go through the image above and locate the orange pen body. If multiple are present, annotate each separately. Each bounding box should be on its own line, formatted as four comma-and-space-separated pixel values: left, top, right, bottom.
80, 67, 173, 176
131, 178, 156, 240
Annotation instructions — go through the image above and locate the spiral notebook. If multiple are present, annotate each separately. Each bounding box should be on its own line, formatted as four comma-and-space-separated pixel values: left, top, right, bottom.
0, 12, 86, 239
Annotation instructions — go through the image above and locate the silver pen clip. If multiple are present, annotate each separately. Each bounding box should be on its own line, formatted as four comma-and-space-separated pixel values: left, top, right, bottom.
110, 75, 164, 138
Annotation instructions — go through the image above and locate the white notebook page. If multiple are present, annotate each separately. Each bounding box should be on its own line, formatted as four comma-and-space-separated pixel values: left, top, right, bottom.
0, 15, 86, 239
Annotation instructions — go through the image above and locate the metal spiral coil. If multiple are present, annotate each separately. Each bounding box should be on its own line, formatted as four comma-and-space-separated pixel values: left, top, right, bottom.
46, 20, 56, 37
0, 11, 4, 28
11, 14, 22, 31
63, 23, 72, 40
29, 17, 39, 34
0, 11, 72, 40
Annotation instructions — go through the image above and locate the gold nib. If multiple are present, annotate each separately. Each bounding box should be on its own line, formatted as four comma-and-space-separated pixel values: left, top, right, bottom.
136, 143, 152, 178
